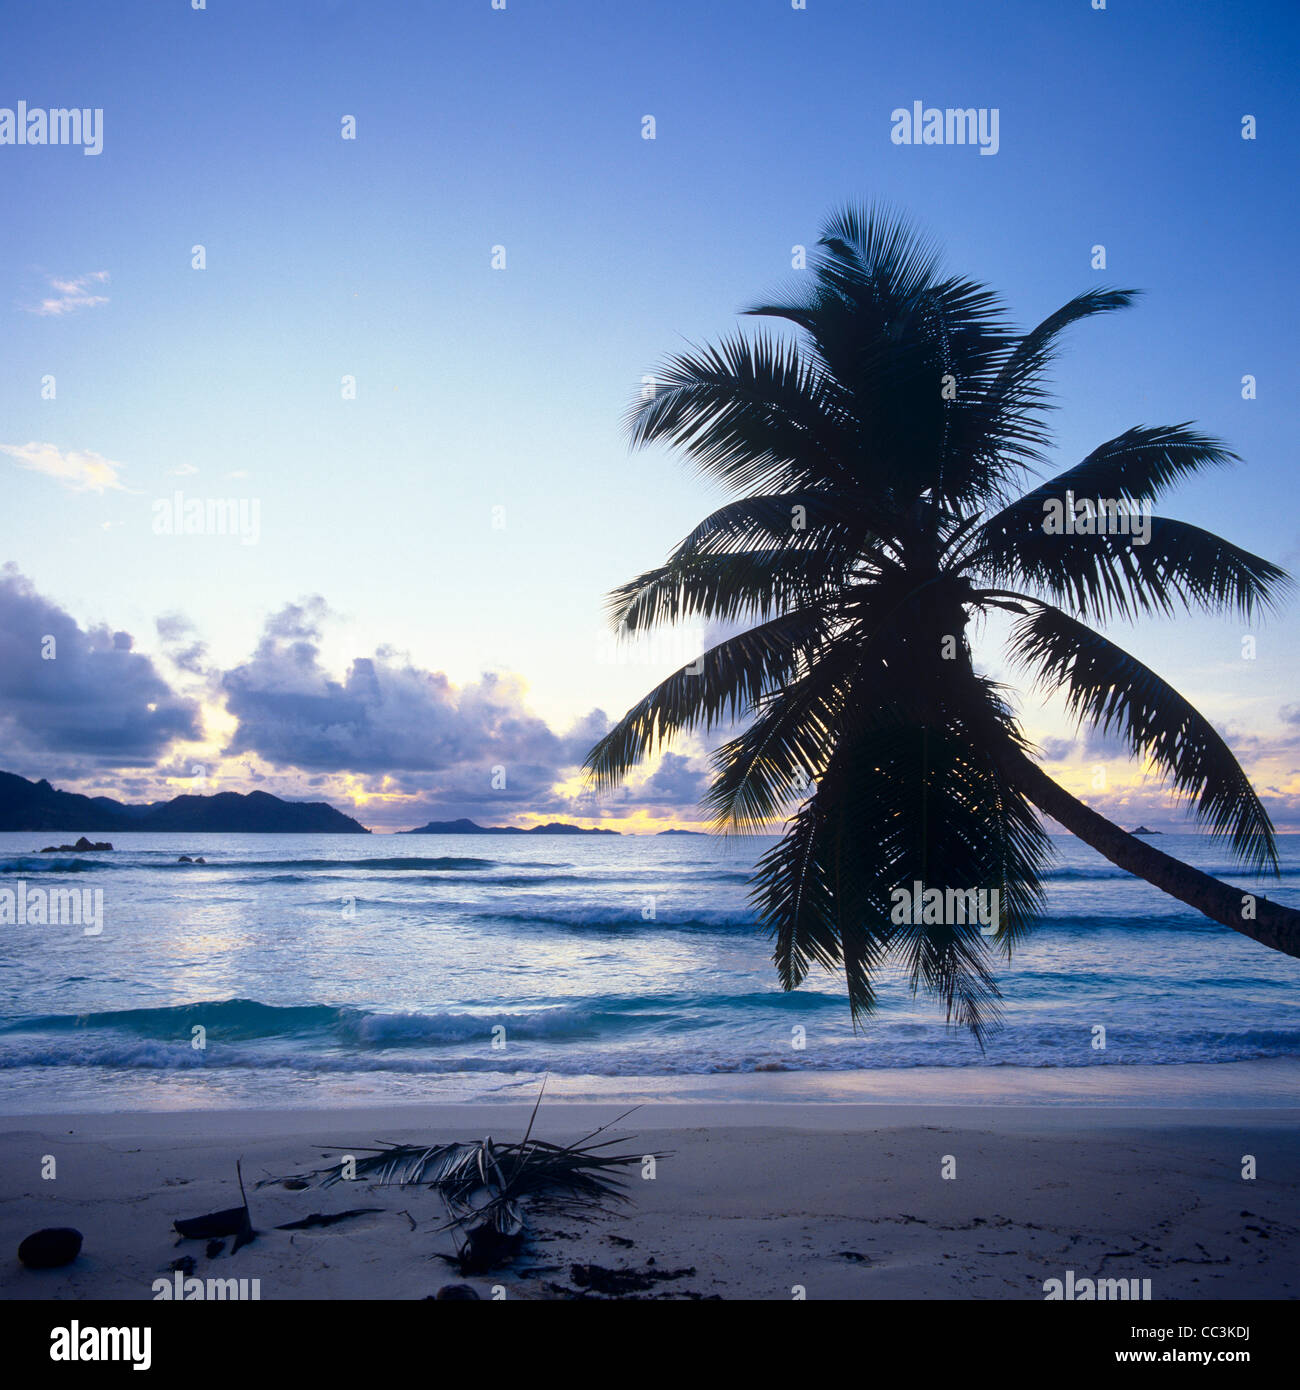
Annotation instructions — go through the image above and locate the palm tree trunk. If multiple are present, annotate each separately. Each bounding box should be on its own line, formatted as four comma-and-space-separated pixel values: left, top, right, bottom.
995, 744, 1300, 958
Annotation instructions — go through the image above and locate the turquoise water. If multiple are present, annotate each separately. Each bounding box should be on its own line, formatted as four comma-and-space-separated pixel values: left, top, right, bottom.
0, 830, 1298, 1111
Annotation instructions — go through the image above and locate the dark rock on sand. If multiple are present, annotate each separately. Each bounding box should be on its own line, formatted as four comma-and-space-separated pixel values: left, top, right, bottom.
433, 1283, 482, 1300
18, 1227, 83, 1268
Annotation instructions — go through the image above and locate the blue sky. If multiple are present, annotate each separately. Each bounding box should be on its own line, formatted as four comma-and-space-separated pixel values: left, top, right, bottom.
1, 0, 1297, 830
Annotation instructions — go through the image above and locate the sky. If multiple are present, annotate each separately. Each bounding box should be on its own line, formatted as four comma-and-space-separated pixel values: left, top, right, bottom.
0, 0, 1297, 832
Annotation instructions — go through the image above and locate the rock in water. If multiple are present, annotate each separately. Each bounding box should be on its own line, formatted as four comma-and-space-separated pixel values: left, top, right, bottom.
18, 1228, 83, 1269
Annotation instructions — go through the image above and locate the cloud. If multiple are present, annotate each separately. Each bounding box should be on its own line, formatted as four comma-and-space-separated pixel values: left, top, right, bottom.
26, 270, 109, 316
627, 751, 710, 815
1, 441, 127, 492
0, 565, 202, 770
220, 599, 608, 819
155, 612, 209, 676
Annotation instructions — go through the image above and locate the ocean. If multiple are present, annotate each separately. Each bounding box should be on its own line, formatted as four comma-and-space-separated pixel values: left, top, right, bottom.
1, 830, 1298, 1112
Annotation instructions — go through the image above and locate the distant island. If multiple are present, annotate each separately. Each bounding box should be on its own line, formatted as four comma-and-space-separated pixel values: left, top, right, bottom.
0, 770, 369, 834
657, 828, 707, 835
1131, 825, 1163, 835
403, 817, 620, 836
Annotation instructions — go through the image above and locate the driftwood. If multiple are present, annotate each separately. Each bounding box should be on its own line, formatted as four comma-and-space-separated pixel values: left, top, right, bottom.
174, 1159, 255, 1252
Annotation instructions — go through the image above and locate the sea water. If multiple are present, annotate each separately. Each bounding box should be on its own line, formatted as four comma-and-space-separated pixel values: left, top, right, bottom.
0, 831, 1297, 1112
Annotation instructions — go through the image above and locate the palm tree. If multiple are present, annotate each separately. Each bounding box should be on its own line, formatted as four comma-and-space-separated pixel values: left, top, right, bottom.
586, 204, 1299, 1039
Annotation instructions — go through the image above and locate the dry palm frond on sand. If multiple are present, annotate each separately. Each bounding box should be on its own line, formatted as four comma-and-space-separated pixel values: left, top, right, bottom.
261, 1085, 663, 1273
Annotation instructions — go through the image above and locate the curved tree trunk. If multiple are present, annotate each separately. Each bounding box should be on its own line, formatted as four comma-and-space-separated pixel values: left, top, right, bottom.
994, 744, 1300, 959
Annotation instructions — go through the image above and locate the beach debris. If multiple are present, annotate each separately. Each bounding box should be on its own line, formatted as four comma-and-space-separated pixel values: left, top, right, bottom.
169, 1255, 197, 1275
205, 1240, 225, 1258
173, 1208, 245, 1239
432, 1283, 481, 1300
569, 1261, 695, 1295
544, 1262, 716, 1299
264, 1082, 661, 1275
275, 1208, 383, 1231
39, 838, 112, 852
174, 1160, 255, 1252
18, 1227, 83, 1269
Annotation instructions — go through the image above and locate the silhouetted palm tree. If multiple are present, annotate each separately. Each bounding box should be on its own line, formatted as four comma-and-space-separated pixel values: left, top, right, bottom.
586, 205, 1298, 1038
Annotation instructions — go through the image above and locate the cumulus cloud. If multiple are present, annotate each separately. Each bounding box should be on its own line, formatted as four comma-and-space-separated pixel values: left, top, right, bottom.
155, 612, 209, 676
221, 599, 608, 819
625, 751, 710, 817
26, 270, 109, 316
0, 565, 201, 769
1, 441, 127, 492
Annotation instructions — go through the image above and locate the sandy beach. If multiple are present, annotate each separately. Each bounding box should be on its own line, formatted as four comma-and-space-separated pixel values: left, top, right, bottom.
3, 1100, 1297, 1301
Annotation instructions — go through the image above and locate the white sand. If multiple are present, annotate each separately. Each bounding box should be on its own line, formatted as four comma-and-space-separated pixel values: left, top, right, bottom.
3, 1101, 1297, 1300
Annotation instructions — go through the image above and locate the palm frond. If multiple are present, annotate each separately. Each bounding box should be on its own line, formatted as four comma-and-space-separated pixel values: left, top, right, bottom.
985, 288, 1140, 428
973, 487, 1288, 625
1008, 600, 1279, 871
751, 693, 1050, 1041
262, 1099, 664, 1275
606, 546, 849, 633
585, 604, 829, 792
626, 331, 853, 494
704, 636, 880, 833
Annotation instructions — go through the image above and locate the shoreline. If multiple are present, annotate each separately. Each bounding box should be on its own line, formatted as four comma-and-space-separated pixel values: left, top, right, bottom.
4, 1056, 1298, 1117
